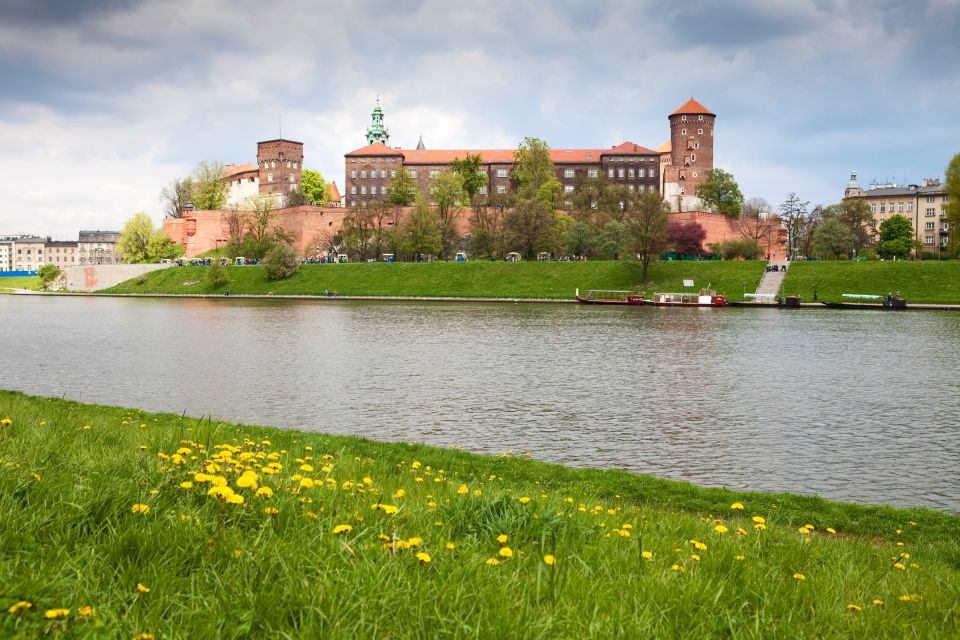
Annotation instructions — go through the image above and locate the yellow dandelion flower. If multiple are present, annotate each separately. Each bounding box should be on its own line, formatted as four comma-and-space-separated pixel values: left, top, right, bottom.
7, 601, 31, 614
754, 522, 767, 531
847, 604, 862, 612
0, 418, 11, 427
616, 528, 631, 538
446, 542, 455, 550
299, 477, 315, 489
519, 496, 531, 505
792, 573, 805, 581
737, 527, 748, 536
543, 554, 556, 565
671, 564, 684, 572
362, 477, 373, 486
893, 562, 906, 570
641, 550, 653, 560
44, 608, 70, 619
899, 594, 913, 602
299, 464, 314, 472
411, 460, 422, 469
751, 516, 765, 524
827, 527, 837, 534
236, 474, 258, 489
264, 507, 279, 515
179, 481, 194, 489
256, 486, 273, 498
457, 484, 468, 495
498, 547, 513, 558
83, 425, 92, 430
137, 583, 150, 593
134, 634, 156, 640
394, 489, 405, 498
485, 558, 500, 566
415, 552, 431, 563
730, 502, 744, 510
496, 534, 508, 544
227, 493, 245, 505
333, 524, 353, 534
407, 536, 422, 547
690, 554, 701, 561
714, 524, 729, 534
735, 555, 746, 561
799, 527, 811, 534
131, 503, 150, 515
77, 605, 95, 617
207, 486, 235, 500
473, 489, 482, 496
873, 599, 884, 606
565, 496, 574, 503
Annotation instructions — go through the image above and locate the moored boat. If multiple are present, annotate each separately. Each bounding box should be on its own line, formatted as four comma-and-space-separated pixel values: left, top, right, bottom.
575, 289, 645, 305
640, 289, 727, 307
820, 293, 908, 310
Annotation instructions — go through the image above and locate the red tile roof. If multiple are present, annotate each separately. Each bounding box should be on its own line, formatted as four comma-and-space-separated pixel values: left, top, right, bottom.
344, 142, 403, 157
605, 141, 656, 155
670, 98, 714, 117
328, 181, 341, 202
224, 162, 257, 178
345, 143, 657, 164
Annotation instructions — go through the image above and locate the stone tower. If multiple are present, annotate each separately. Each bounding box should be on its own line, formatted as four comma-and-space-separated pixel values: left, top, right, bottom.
844, 172, 864, 198
257, 138, 304, 197
662, 98, 715, 212
365, 97, 390, 145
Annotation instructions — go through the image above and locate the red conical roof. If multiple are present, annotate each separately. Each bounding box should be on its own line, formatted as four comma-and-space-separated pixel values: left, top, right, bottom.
670, 98, 715, 117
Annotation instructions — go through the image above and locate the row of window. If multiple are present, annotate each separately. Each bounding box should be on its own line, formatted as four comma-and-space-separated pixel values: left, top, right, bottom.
679, 128, 706, 136
264, 174, 297, 183
261, 160, 299, 169
350, 166, 660, 181
924, 236, 949, 245
870, 201, 915, 214
678, 115, 707, 122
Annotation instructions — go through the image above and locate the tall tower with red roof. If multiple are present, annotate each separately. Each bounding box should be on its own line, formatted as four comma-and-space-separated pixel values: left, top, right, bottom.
662, 98, 715, 212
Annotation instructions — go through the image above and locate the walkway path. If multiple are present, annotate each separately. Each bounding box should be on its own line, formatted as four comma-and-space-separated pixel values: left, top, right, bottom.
754, 261, 789, 297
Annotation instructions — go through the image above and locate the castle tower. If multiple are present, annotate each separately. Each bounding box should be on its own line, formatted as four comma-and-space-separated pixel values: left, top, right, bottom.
365, 97, 390, 145
662, 98, 715, 212
844, 172, 864, 199
257, 138, 304, 198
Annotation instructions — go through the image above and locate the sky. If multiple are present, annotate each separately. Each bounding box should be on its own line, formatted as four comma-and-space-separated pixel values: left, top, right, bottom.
1, 0, 958, 238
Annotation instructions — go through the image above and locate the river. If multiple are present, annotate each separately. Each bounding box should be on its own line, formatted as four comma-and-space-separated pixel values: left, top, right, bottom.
1, 295, 958, 513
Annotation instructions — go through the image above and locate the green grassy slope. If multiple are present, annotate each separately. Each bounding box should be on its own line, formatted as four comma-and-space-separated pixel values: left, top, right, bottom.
782, 261, 960, 303
1, 391, 957, 638
0, 276, 41, 292
103, 260, 766, 300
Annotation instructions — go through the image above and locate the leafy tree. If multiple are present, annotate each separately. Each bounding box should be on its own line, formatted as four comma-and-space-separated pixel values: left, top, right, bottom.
117, 213, 155, 263
945, 152, 960, 256
711, 238, 761, 260
469, 202, 504, 258
502, 198, 559, 260
286, 188, 309, 207
812, 217, 856, 259
513, 137, 561, 209
388, 167, 417, 207
563, 221, 596, 257
204, 261, 229, 289
263, 244, 299, 280
449, 154, 487, 204
877, 214, 919, 259
301, 169, 329, 205
401, 194, 441, 260
596, 222, 631, 260
736, 197, 777, 252
626, 191, 671, 285
430, 171, 466, 257
147, 231, 182, 261
779, 193, 812, 259
667, 221, 707, 256
696, 169, 744, 217
833, 198, 874, 254
223, 209, 245, 247
160, 176, 194, 218
38, 264, 62, 290
190, 161, 229, 210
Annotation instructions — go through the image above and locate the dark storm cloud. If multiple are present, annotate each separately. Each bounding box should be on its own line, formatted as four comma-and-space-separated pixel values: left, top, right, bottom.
2, 0, 145, 26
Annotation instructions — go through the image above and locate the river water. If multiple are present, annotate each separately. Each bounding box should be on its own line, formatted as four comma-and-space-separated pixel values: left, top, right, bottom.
1, 295, 958, 513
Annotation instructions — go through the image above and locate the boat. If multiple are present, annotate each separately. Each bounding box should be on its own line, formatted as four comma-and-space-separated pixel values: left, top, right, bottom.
575, 289, 645, 305
820, 293, 907, 310
640, 288, 727, 307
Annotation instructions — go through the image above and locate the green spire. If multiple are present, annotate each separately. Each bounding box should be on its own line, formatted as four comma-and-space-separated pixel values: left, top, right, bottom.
365, 96, 390, 145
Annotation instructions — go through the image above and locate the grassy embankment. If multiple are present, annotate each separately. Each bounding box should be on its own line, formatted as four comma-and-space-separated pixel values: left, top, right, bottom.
103, 260, 765, 300
0, 276, 41, 292
1, 391, 958, 638
782, 261, 960, 304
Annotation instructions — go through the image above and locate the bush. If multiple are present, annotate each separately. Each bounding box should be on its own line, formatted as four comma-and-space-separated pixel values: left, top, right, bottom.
204, 262, 229, 289
263, 244, 299, 280
37, 264, 62, 290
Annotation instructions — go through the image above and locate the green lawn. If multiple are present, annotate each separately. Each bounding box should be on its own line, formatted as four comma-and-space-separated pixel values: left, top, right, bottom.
104, 260, 766, 300
1, 391, 958, 638
782, 261, 960, 303
0, 276, 41, 292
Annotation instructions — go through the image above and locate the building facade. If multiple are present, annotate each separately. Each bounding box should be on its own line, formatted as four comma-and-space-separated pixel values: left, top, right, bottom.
343, 99, 713, 211
45, 240, 78, 267
78, 231, 120, 265
225, 139, 304, 208
11, 236, 46, 271
843, 173, 949, 253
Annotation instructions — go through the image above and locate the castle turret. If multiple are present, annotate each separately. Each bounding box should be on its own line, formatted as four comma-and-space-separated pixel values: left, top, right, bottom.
365, 97, 390, 145
257, 138, 303, 197
844, 172, 864, 198
662, 98, 715, 212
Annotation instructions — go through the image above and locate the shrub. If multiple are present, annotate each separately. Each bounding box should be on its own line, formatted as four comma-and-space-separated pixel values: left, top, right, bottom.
204, 262, 229, 289
37, 264, 62, 290
263, 244, 299, 280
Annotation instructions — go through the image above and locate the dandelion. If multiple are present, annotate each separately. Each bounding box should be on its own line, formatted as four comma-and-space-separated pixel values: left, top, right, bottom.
792, 573, 805, 581
731, 502, 744, 510
752, 516, 765, 524
485, 558, 500, 566
847, 604, 862, 612
615, 528, 630, 538
799, 527, 811, 535
226, 494, 244, 505
179, 481, 194, 489
299, 463, 314, 472
827, 527, 837, 534
873, 599, 884, 606
457, 485, 468, 495
394, 489, 405, 498
899, 594, 914, 602
735, 555, 745, 561
7, 601, 31, 614
497, 534, 508, 544
0, 418, 11, 427
135, 634, 156, 640
473, 489, 482, 496
207, 486, 235, 500
754, 523, 767, 531
236, 472, 258, 489
893, 562, 906, 570
714, 524, 729, 534
415, 552, 431, 564
499, 547, 513, 558
519, 496, 531, 505
137, 583, 151, 593
641, 550, 653, 560
690, 554, 701, 561
446, 542, 455, 550
44, 608, 70, 619
264, 507, 279, 515
671, 564, 684, 572
131, 503, 150, 515
299, 477, 315, 489
333, 524, 353, 534
256, 487, 274, 498
407, 537, 422, 547
737, 527, 748, 536
83, 425, 92, 430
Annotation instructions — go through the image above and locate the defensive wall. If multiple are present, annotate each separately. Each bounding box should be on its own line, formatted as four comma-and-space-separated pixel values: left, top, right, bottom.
66, 264, 172, 292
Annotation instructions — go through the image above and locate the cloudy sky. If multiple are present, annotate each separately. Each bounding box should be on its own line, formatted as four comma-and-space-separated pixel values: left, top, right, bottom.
1, 0, 958, 237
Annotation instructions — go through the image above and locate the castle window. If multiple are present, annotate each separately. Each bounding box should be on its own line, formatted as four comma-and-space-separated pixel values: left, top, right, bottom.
267, 173, 273, 182
870, 203, 876, 213
271, 161, 276, 168
289, 174, 294, 182
361, 186, 367, 195
287, 161, 291, 168
926, 222, 935, 230
879, 203, 885, 213
564, 169, 575, 178
497, 185, 506, 194
690, 154, 696, 162
371, 186, 377, 195
698, 115, 704, 121
383, 186, 389, 194
681, 115, 687, 122
607, 168, 614, 178
698, 129, 703, 135
391, 170, 397, 178
497, 168, 508, 178
926, 208, 935, 216
628, 168, 634, 178
588, 168, 598, 178
639, 168, 646, 178
410, 169, 417, 178
925, 235, 934, 244
650, 168, 656, 177
351, 170, 357, 179
380, 169, 387, 179
617, 168, 624, 178
628, 185, 634, 192
361, 170, 367, 179
681, 129, 686, 135
351, 186, 357, 194
908, 202, 913, 211
479, 186, 488, 195
898, 202, 903, 212
564, 185, 574, 193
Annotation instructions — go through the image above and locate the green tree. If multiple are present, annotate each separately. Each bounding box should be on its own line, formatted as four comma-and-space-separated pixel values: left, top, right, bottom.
301, 169, 329, 205
502, 199, 559, 260
388, 167, 417, 207
696, 168, 744, 217
342, 206, 376, 260
449, 154, 487, 204
203, 261, 229, 289
626, 191, 671, 285
945, 152, 960, 256
263, 244, 299, 280
833, 198, 874, 254
513, 137, 561, 209
812, 217, 856, 259
563, 221, 596, 257
37, 264, 62, 290
877, 214, 919, 259
401, 194, 441, 260
190, 161, 229, 210
596, 222, 631, 260
779, 193, 812, 259
430, 171, 466, 257
147, 231, 182, 261
160, 176, 194, 218
117, 213, 155, 263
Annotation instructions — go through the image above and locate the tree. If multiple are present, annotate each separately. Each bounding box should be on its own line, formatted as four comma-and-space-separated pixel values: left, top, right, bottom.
388, 167, 417, 207
513, 137, 561, 209
469, 202, 504, 258
342, 205, 377, 260
696, 169, 744, 217
430, 171, 466, 257
945, 152, 960, 256
450, 154, 487, 205
147, 231, 182, 261
736, 197, 776, 252
401, 194, 441, 260
203, 261, 229, 289
626, 191, 671, 285
834, 198, 873, 254
667, 221, 707, 257
160, 176, 194, 218
117, 213, 155, 263
37, 264, 62, 290
779, 193, 811, 259
223, 208, 245, 247
301, 169, 329, 205
812, 217, 856, 259
877, 214, 919, 259
596, 222, 631, 260
563, 221, 596, 257
263, 244, 299, 280
502, 198, 559, 260
190, 161, 228, 210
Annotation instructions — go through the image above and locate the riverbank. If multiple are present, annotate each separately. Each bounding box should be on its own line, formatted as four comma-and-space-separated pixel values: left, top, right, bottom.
782, 261, 960, 304
2, 391, 957, 638
0, 275, 40, 292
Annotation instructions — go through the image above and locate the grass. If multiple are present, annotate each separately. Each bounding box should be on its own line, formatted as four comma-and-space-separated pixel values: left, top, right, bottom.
1, 390, 958, 638
782, 261, 960, 304
0, 276, 41, 292
102, 260, 766, 300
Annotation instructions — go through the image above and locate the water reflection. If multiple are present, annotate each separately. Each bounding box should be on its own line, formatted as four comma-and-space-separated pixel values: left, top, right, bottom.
1, 295, 958, 513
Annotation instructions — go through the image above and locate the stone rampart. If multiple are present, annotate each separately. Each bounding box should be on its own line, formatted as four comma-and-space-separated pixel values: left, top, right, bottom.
66, 264, 172, 292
